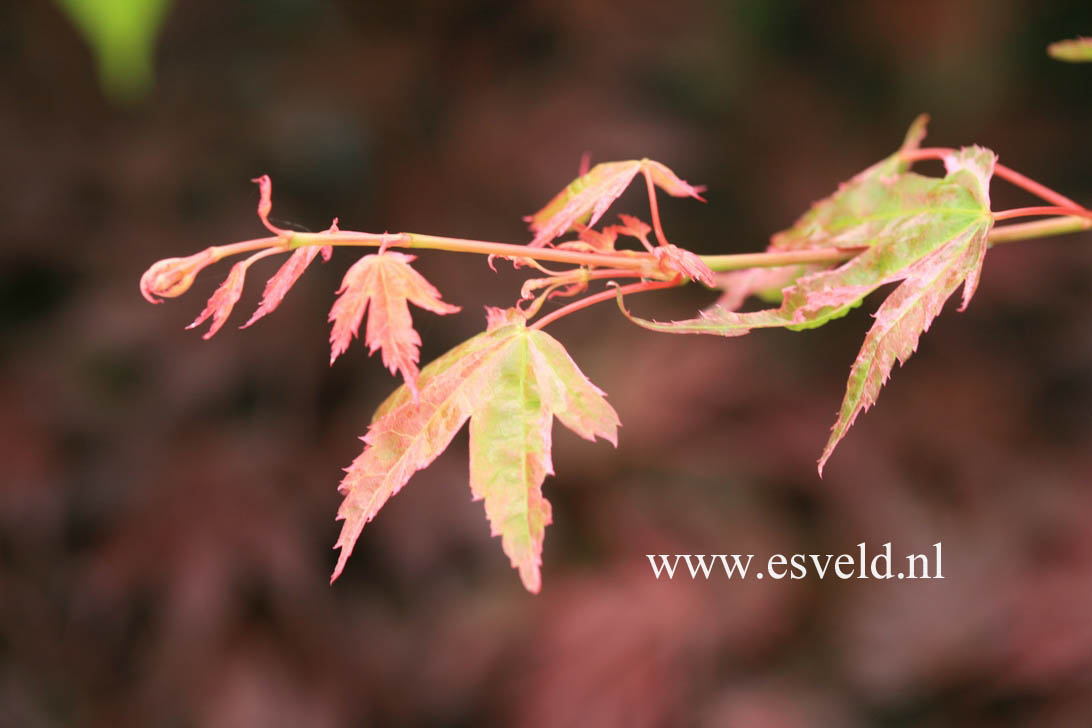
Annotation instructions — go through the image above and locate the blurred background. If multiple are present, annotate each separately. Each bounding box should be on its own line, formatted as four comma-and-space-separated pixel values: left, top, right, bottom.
2, 1, 1091, 725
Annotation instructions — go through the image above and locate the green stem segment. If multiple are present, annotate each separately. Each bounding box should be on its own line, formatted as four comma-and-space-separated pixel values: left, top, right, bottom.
987, 214, 1091, 244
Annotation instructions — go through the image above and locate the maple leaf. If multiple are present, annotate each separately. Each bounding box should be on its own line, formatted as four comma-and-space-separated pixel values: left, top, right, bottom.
620, 144, 996, 472
525, 159, 705, 247
327, 251, 460, 396
242, 244, 333, 328
611, 213, 654, 249
186, 259, 248, 339
331, 318, 619, 592
714, 114, 931, 311
559, 214, 655, 254
818, 146, 995, 473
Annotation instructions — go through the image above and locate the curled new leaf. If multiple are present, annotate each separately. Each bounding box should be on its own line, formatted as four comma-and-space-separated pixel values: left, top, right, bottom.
139, 248, 217, 303
332, 318, 619, 592
251, 174, 282, 234
328, 252, 460, 396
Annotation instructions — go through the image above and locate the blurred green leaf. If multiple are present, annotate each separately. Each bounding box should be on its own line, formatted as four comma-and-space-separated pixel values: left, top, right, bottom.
1047, 37, 1092, 63
54, 0, 171, 103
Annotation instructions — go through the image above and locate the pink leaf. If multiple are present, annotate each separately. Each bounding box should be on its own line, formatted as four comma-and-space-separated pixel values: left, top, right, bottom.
611, 214, 653, 248
186, 260, 248, 339
526, 161, 642, 247
525, 160, 705, 248
641, 159, 707, 201
242, 245, 332, 328
327, 252, 460, 396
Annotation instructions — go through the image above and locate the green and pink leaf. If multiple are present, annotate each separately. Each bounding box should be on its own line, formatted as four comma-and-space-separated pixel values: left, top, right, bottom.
818, 146, 996, 473
526, 159, 704, 248
332, 319, 618, 592
620, 139, 996, 472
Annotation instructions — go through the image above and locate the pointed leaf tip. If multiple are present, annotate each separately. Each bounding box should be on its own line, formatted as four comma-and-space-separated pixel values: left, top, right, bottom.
642, 159, 707, 202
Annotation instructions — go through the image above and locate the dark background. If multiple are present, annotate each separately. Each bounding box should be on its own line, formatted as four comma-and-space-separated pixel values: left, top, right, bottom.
2, 1, 1091, 726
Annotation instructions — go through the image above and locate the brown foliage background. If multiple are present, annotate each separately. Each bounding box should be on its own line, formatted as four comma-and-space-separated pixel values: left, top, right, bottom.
2, 1, 1091, 725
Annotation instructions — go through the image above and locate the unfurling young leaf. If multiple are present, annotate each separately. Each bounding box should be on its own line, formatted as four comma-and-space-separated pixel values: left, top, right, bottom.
620, 126, 996, 473
525, 159, 705, 248
328, 252, 460, 396
332, 318, 619, 593
140, 248, 218, 303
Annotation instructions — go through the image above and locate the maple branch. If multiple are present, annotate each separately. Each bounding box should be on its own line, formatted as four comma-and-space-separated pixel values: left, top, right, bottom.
698, 212, 1091, 275
700, 246, 863, 272
141, 134, 1092, 594
290, 230, 655, 272
991, 205, 1092, 222
529, 279, 682, 330
210, 235, 288, 261
988, 215, 1092, 245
